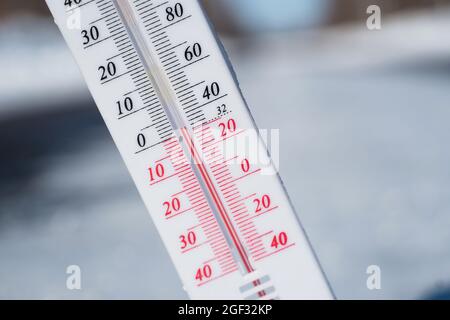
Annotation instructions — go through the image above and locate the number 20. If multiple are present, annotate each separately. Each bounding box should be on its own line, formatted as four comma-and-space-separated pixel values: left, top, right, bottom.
218, 119, 236, 137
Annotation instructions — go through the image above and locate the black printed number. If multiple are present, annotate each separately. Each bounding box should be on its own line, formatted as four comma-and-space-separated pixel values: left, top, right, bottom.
184, 43, 202, 61
98, 62, 116, 81
137, 134, 146, 148
203, 82, 220, 100
65, 0, 82, 8
166, 3, 184, 21
217, 104, 227, 116
117, 97, 134, 116
81, 26, 99, 45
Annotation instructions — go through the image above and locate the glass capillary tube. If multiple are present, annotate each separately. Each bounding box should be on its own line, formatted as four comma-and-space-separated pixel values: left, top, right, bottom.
112, 0, 257, 276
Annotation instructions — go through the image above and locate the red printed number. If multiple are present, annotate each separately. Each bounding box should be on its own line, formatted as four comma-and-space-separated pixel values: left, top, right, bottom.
180, 231, 197, 249
218, 118, 236, 137
163, 197, 180, 216
271, 232, 288, 249
241, 158, 250, 173
195, 264, 212, 282
253, 195, 271, 213
149, 163, 165, 182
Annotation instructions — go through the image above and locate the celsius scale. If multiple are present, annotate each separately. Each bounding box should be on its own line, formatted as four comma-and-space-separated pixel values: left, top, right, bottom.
46, 0, 333, 299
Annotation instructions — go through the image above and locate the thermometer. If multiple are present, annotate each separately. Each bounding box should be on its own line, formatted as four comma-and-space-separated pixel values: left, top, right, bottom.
46, 0, 333, 299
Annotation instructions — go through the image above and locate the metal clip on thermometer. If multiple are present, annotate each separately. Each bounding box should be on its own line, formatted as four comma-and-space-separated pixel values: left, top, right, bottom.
46, 0, 333, 299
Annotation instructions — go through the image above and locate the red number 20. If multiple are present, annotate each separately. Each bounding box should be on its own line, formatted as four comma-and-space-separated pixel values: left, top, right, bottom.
253, 195, 271, 213
163, 197, 180, 216
218, 118, 236, 137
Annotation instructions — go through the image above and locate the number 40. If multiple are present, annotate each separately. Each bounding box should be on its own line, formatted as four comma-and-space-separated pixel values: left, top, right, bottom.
271, 232, 288, 249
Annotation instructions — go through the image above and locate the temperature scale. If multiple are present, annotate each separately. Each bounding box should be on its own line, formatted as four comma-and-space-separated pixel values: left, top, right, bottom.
46, 0, 333, 299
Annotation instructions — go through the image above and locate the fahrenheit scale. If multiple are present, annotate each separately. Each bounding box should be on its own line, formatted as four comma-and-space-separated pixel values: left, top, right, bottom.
46, 0, 333, 299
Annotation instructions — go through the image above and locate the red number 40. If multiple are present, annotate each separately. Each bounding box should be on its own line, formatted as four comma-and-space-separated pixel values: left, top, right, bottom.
195, 264, 212, 282
271, 232, 288, 249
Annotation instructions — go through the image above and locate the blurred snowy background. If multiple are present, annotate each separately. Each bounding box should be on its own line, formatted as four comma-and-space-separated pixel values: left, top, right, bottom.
0, 0, 450, 299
